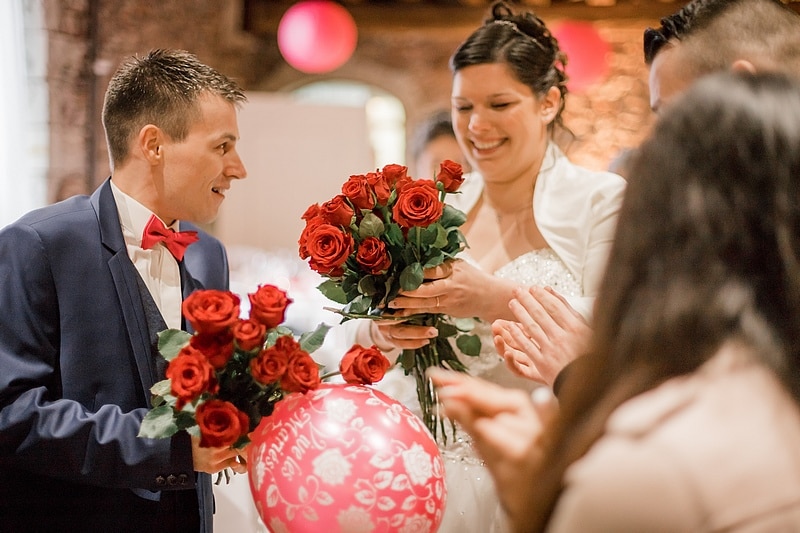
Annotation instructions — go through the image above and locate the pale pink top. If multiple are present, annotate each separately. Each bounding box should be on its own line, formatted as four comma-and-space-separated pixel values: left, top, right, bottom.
548, 343, 800, 532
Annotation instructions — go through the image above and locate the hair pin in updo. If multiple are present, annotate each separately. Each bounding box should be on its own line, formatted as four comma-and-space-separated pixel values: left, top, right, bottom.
492, 19, 546, 52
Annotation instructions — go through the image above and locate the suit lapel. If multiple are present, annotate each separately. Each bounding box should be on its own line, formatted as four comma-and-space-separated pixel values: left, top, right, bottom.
92, 180, 159, 396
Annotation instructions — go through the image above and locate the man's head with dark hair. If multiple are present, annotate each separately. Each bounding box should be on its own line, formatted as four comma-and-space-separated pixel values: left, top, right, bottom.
644, 0, 800, 112
102, 49, 246, 169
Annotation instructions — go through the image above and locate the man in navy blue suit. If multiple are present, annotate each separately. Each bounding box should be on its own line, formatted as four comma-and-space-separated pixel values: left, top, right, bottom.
0, 49, 248, 532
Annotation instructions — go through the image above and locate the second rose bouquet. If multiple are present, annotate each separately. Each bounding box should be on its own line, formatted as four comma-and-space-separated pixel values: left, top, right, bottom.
138, 284, 391, 461
298, 161, 480, 441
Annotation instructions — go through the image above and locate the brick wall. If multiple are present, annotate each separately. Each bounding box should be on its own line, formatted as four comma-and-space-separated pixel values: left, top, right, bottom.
44, 0, 661, 198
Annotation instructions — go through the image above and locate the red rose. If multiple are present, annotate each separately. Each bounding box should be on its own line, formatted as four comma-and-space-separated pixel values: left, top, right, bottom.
298, 216, 325, 260
306, 224, 354, 277
232, 318, 266, 352
392, 179, 444, 229
182, 290, 240, 335
394, 175, 413, 193
321, 195, 355, 227
342, 174, 375, 210
189, 331, 234, 369
366, 171, 391, 205
273, 334, 302, 355
250, 343, 290, 385
195, 399, 250, 448
301, 203, 321, 221
381, 164, 408, 188
281, 351, 321, 393
435, 160, 464, 193
166, 346, 217, 409
249, 284, 292, 329
340, 344, 392, 385
356, 237, 392, 275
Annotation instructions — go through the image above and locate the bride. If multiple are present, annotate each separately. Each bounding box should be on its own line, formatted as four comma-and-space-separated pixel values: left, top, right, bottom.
318, 2, 625, 531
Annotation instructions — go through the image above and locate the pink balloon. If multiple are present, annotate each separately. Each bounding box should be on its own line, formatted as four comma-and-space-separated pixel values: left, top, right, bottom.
277, 1, 358, 74
248, 384, 446, 532
552, 21, 610, 92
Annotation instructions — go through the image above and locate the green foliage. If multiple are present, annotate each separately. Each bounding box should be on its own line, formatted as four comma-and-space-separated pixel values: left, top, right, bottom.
157, 329, 192, 361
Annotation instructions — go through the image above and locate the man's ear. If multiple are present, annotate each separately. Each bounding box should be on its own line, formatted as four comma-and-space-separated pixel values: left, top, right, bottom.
137, 125, 164, 164
540, 86, 562, 125
731, 59, 757, 74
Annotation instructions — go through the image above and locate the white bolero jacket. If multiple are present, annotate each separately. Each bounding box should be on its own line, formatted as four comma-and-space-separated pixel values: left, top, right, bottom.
448, 142, 627, 319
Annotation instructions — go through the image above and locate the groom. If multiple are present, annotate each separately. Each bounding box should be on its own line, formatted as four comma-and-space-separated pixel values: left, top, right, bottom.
0, 49, 247, 532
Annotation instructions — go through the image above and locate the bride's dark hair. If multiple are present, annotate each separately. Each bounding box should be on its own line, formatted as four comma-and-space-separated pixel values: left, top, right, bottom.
525, 71, 800, 529
449, 0, 568, 134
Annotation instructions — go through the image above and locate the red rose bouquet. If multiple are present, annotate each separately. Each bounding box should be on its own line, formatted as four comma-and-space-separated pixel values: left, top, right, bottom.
138, 285, 391, 469
298, 160, 480, 441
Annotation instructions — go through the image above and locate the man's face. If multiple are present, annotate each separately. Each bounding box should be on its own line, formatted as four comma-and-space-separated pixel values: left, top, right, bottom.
648, 44, 696, 113
157, 93, 247, 225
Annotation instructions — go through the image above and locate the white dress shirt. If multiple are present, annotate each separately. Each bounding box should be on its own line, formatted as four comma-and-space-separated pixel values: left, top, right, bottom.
110, 181, 183, 330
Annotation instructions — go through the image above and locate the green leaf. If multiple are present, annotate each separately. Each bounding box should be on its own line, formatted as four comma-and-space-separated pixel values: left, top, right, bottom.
317, 279, 349, 304
138, 405, 179, 439
422, 249, 444, 269
420, 224, 439, 246
436, 322, 458, 338
358, 212, 385, 238
150, 379, 172, 398
456, 334, 482, 357
299, 323, 332, 353
358, 275, 378, 296
384, 224, 405, 247
157, 329, 191, 361
399, 349, 416, 371
433, 224, 449, 248
347, 294, 372, 314
440, 204, 467, 228
399, 263, 424, 291
175, 408, 200, 430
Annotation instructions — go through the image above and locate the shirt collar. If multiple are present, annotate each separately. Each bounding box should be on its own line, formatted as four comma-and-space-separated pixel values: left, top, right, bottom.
110, 180, 180, 247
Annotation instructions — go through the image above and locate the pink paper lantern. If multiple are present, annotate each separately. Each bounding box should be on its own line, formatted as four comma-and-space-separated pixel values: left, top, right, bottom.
248, 384, 446, 532
552, 21, 610, 92
277, 1, 358, 74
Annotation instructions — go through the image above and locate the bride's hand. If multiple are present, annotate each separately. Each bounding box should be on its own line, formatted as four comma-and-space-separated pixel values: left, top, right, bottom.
387, 259, 517, 322
371, 319, 438, 351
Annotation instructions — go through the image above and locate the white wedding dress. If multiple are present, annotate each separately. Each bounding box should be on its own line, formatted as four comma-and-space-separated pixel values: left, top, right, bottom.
351, 247, 582, 533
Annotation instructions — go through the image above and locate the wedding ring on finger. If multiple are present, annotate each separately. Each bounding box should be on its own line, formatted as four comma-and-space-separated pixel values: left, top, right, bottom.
435, 296, 440, 308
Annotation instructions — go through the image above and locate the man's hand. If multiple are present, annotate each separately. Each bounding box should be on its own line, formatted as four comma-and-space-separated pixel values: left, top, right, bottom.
191, 436, 248, 475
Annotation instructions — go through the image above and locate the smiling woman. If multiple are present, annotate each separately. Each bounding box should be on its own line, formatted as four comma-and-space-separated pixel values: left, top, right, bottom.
319, 1, 627, 531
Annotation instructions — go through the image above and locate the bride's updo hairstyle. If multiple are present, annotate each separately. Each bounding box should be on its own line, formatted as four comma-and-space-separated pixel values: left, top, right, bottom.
449, 0, 569, 134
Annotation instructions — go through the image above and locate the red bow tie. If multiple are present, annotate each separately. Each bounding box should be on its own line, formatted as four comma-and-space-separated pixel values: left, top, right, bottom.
141, 215, 199, 261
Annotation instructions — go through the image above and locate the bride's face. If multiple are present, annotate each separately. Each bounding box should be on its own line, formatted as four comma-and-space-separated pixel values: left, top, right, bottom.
451, 62, 554, 184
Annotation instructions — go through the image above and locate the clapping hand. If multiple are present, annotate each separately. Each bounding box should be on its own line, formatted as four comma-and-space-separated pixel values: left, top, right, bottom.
493, 286, 591, 388
428, 367, 557, 528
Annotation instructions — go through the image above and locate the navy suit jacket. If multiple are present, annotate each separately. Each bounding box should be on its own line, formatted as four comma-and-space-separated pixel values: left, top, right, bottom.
0, 179, 228, 531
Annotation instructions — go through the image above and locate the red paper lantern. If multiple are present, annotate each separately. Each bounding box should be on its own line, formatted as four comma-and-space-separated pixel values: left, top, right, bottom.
248, 384, 446, 532
552, 21, 610, 92
277, 1, 358, 74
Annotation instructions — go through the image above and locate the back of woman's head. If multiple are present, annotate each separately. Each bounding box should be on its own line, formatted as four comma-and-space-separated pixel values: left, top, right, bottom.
450, 1, 568, 128
527, 70, 800, 531
597, 70, 800, 396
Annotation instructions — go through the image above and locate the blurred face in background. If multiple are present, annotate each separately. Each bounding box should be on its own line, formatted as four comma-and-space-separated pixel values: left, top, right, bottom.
415, 133, 472, 179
